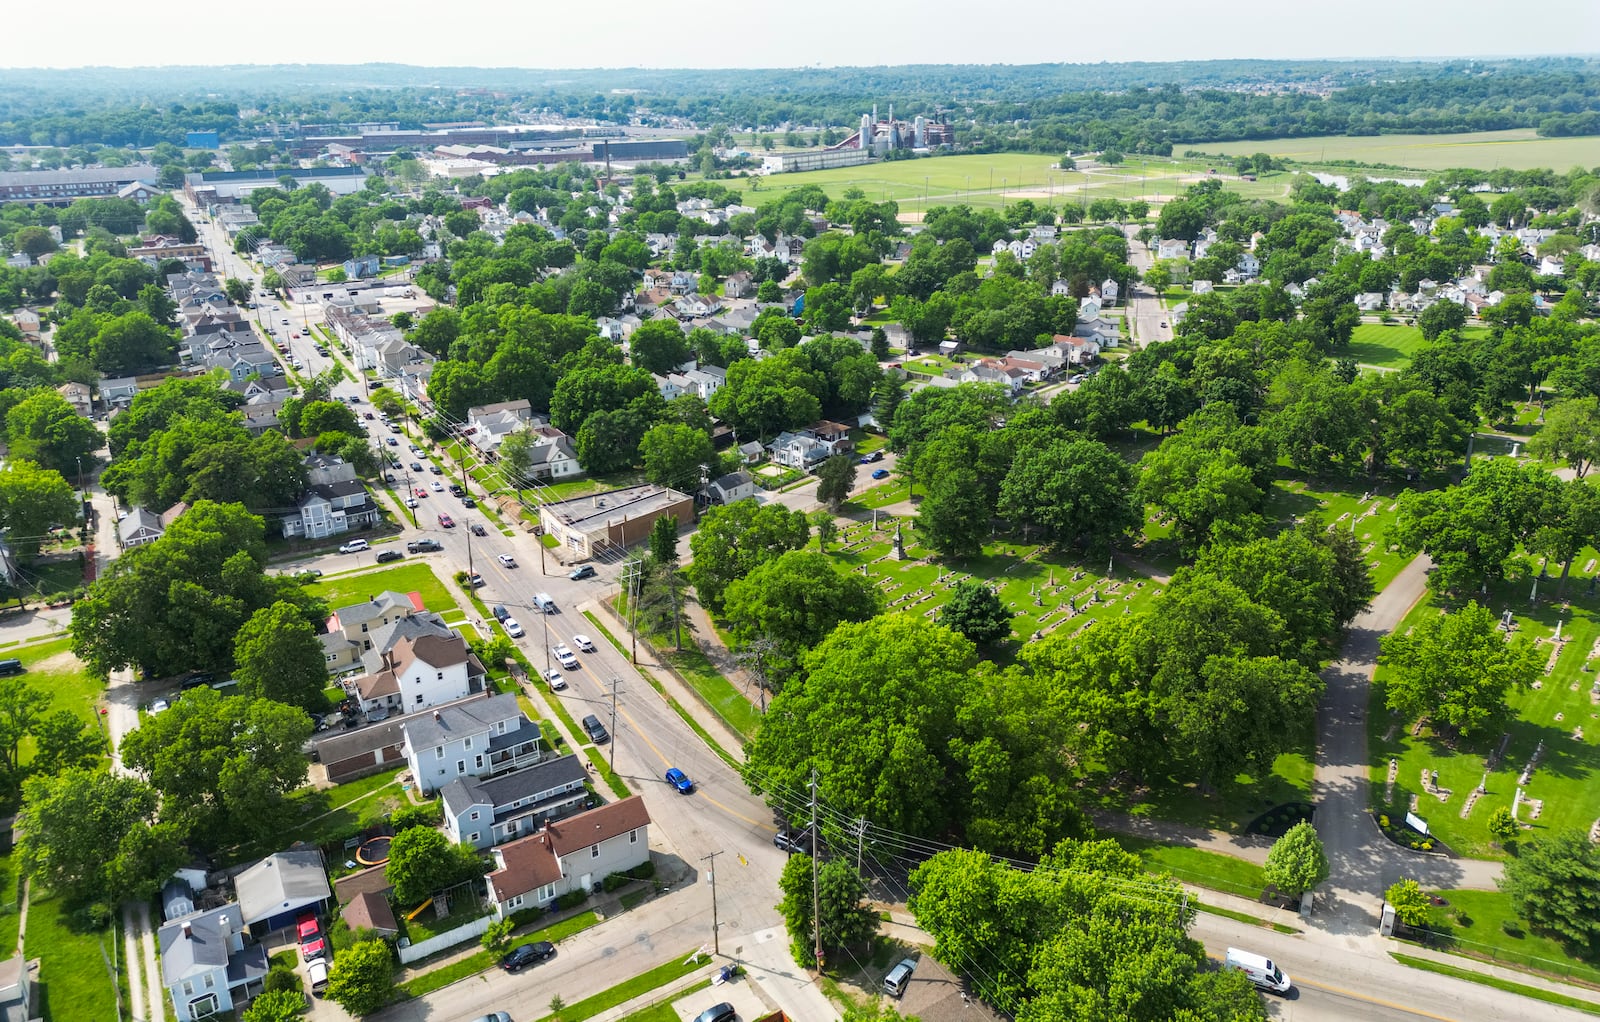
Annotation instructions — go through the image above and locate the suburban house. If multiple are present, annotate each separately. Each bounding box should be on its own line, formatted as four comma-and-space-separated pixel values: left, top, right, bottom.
57, 381, 93, 417
1155, 239, 1190, 261
521, 436, 583, 481
705, 471, 756, 505
10, 308, 40, 341
282, 479, 379, 541
100, 375, 140, 409
1100, 279, 1120, 305
768, 431, 831, 470
340, 891, 399, 940
117, 507, 165, 549
0, 955, 37, 1022
466, 399, 535, 456
342, 255, 381, 279
738, 440, 766, 464
158, 902, 268, 1022
349, 631, 487, 717
723, 271, 755, 298
312, 689, 483, 785
957, 361, 1028, 396
402, 692, 543, 795
322, 591, 428, 670
1355, 292, 1386, 312
808, 421, 855, 456
672, 293, 723, 320
236, 851, 331, 938
441, 753, 591, 850
485, 797, 652, 918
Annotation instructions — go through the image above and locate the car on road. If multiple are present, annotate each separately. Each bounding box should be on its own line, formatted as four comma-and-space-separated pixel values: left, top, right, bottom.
364, 411, 375, 420
406, 538, 442, 553
871, 468, 890, 479
859, 450, 885, 464
572, 634, 596, 653
665, 767, 694, 793
497, 554, 516, 568
470, 524, 488, 537
448, 483, 465, 497
149, 698, 170, 715
292, 332, 300, 339
544, 669, 567, 691
405, 497, 419, 508
466, 573, 486, 588
281, 318, 290, 325
469, 1014, 512, 1022
498, 940, 555, 972
1159, 320, 1168, 328
491, 605, 510, 622
437, 513, 455, 528
693, 1003, 736, 1022
503, 618, 524, 638
430, 480, 444, 492
314, 346, 328, 356
376, 550, 404, 563
553, 644, 578, 670
387, 437, 400, 446
414, 487, 429, 499
429, 464, 443, 475
569, 565, 596, 580
461, 497, 477, 507
339, 539, 369, 554
774, 828, 814, 854
409, 444, 423, 455
409, 461, 422, 470
581, 714, 609, 744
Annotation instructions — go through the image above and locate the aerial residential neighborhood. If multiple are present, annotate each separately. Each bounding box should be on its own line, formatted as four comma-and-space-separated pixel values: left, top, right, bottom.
0, 15, 1597, 1022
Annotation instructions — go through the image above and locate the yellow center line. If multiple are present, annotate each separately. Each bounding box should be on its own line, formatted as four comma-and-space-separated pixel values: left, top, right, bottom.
1294, 976, 1461, 1021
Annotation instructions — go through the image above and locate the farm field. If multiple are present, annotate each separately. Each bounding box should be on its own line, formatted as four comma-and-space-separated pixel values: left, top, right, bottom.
1196, 129, 1600, 173
1370, 564, 1600, 860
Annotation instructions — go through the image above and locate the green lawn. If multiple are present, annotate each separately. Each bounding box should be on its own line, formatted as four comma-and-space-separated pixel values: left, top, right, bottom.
1263, 472, 1417, 592
1390, 953, 1600, 1015
11, 637, 105, 770
277, 766, 408, 860
396, 910, 600, 998
531, 951, 704, 1022
1107, 835, 1267, 901
1345, 323, 1427, 369
28, 894, 119, 1022
1370, 574, 1600, 859
306, 562, 456, 615
1196, 129, 1600, 173
1426, 889, 1600, 988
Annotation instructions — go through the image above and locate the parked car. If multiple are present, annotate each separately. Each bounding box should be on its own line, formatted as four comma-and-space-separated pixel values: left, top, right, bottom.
665, 767, 694, 793
430, 464, 443, 476
497, 554, 516, 568
149, 698, 170, 715
448, 484, 466, 497
553, 644, 578, 670
774, 828, 814, 854
569, 565, 596, 581
466, 573, 486, 588
300, 936, 327, 962
859, 450, 884, 464
410, 461, 422, 470
405, 497, 419, 509
407, 538, 442, 553
544, 669, 567, 691
581, 714, 609, 743
693, 1003, 737, 1022
438, 513, 455, 528
572, 634, 596, 653
492, 605, 510, 622
376, 550, 404, 563
503, 618, 525, 638
469, 1014, 512, 1022
339, 539, 369, 554
461, 497, 477, 508
871, 468, 890, 479
499, 940, 556, 972
295, 912, 320, 942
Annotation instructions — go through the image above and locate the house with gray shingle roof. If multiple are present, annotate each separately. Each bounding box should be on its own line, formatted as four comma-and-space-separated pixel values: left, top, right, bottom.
158, 902, 268, 1021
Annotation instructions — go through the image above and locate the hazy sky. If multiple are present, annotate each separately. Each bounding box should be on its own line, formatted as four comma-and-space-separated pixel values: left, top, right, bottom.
4, 0, 1597, 69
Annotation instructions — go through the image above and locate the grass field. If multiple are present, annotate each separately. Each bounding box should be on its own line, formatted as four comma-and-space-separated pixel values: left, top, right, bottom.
306, 562, 456, 616
28, 893, 119, 1022
1107, 834, 1268, 901
1370, 570, 1600, 859
10, 636, 106, 770
1426, 889, 1600, 988
1264, 473, 1416, 592
1345, 323, 1428, 368
1196, 130, 1600, 173
747, 152, 1240, 214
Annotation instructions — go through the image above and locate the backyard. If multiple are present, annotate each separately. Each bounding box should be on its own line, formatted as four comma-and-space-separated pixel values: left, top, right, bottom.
307, 562, 458, 617
27, 893, 119, 1022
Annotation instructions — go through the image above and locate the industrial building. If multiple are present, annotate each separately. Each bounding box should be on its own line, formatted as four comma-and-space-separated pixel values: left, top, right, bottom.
539, 485, 694, 560
0, 164, 160, 205
761, 104, 954, 174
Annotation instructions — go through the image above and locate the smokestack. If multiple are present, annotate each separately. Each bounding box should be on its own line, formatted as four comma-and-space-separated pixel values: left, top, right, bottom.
433, 711, 441, 721
181, 921, 193, 940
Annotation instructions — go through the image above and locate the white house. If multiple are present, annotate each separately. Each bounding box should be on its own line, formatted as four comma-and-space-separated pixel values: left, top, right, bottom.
467, 399, 535, 456
768, 431, 830, 470
403, 693, 543, 795
158, 903, 268, 1022
282, 479, 378, 540
1050, 279, 1072, 297
1355, 292, 1386, 312
440, 753, 591, 850
350, 631, 486, 717
705, 471, 756, 505
1237, 253, 1261, 277
1156, 239, 1190, 261
1100, 278, 1120, 305
522, 436, 583, 481
485, 797, 652, 918
1191, 279, 1214, 295
1077, 297, 1102, 321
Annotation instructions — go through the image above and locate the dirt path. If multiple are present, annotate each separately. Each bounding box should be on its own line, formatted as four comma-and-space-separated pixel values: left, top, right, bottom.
121, 902, 148, 1021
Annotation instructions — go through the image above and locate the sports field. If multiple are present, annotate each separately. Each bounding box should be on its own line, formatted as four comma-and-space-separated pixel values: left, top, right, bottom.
1198, 130, 1600, 173
746, 153, 1266, 214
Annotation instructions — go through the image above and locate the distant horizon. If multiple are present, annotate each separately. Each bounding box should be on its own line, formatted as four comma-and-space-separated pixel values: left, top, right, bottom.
4, 0, 1596, 71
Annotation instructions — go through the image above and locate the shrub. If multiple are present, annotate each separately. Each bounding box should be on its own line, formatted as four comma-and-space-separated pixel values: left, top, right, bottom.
1379, 815, 1390, 828
481, 917, 515, 951
1502, 920, 1525, 938
601, 872, 632, 893
390, 802, 440, 833
262, 965, 302, 994
555, 890, 588, 911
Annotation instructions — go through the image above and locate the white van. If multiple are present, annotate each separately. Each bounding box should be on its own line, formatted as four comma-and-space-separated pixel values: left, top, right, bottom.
339, 538, 369, 554
307, 957, 329, 996
882, 957, 916, 998
533, 593, 557, 614
1224, 948, 1291, 993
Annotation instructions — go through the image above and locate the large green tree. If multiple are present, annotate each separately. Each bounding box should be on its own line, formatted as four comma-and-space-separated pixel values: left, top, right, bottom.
1529, 396, 1600, 479
722, 551, 883, 686
998, 438, 1137, 549
1377, 600, 1541, 738
686, 500, 810, 613
1263, 821, 1330, 898
385, 826, 480, 906
19, 768, 185, 907
0, 462, 78, 556
777, 854, 879, 968
5, 390, 101, 477
118, 687, 314, 849
1394, 460, 1559, 597
1499, 829, 1600, 952
638, 422, 714, 491
813, 454, 856, 511
325, 939, 395, 1017
939, 581, 1013, 646
233, 601, 329, 711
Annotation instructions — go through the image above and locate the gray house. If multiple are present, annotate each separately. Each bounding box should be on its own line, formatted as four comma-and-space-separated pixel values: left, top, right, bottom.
236, 850, 331, 937
485, 796, 652, 918
440, 753, 590, 850
158, 902, 268, 1022
402, 693, 544, 795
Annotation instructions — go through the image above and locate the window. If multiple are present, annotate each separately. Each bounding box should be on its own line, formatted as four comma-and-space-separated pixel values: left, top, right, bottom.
469, 831, 480, 843
203, 973, 215, 990
470, 811, 479, 821
436, 746, 444, 759
457, 760, 465, 774
629, 829, 638, 844
361, 623, 368, 632
506, 894, 523, 909
182, 981, 194, 996
464, 737, 472, 750
436, 671, 444, 680
416, 694, 424, 703
475, 754, 483, 769
591, 844, 600, 858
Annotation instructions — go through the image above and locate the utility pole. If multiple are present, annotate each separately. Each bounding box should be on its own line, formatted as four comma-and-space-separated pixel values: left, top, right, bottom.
810, 767, 823, 973
702, 850, 721, 955
609, 677, 620, 773
854, 817, 867, 874
542, 610, 552, 675
622, 559, 643, 664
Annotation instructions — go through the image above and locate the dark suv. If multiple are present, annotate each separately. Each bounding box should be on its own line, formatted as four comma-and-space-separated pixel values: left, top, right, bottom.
406, 538, 442, 553
581, 714, 610, 744
774, 827, 814, 854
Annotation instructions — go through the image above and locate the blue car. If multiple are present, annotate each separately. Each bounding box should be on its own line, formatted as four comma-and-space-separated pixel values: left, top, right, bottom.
665, 767, 694, 793
871, 468, 890, 479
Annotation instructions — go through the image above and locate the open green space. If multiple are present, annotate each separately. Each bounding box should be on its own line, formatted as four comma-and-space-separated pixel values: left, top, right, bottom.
1106, 834, 1267, 901
1370, 573, 1600, 859
11, 636, 104, 770
1264, 473, 1415, 592
1345, 323, 1427, 369
1195, 129, 1600, 173
279, 766, 407, 859
1423, 889, 1600, 988
27, 894, 119, 1022
306, 562, 455, 614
